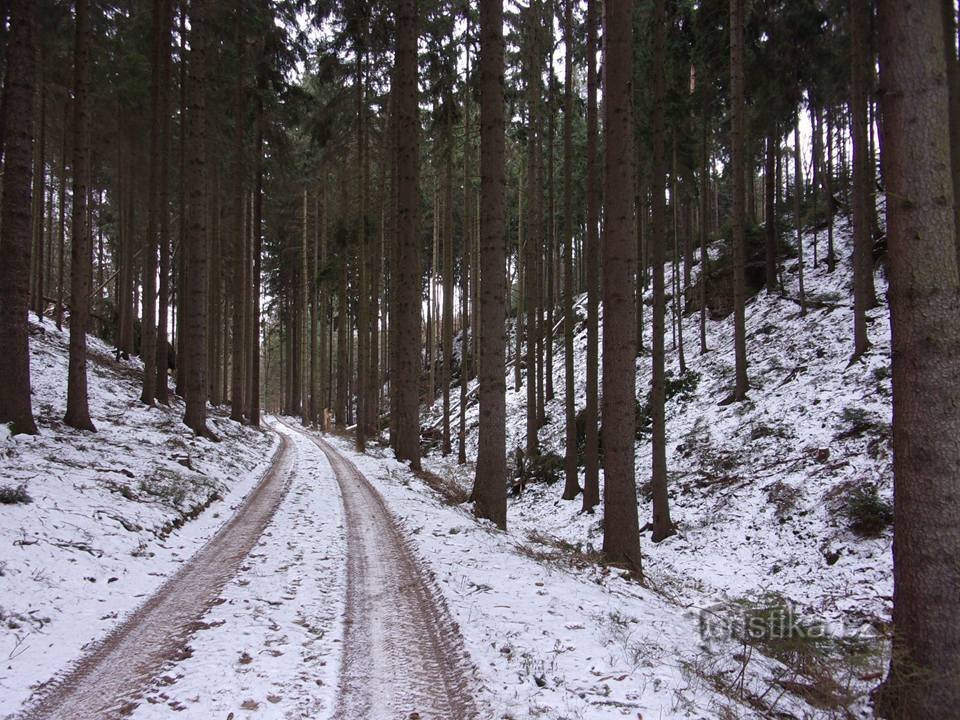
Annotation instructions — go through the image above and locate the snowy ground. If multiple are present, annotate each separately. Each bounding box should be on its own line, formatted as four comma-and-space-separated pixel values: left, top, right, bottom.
125, 420, 346, 719
0, 321, 276, 716
424, 213, 892, 717
321, 429, 830, 719
1, 209, 892, 720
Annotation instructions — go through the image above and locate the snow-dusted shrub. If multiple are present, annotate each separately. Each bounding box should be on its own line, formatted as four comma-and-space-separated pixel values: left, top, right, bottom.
844, 483, 893, 537
0, 484, 31, 505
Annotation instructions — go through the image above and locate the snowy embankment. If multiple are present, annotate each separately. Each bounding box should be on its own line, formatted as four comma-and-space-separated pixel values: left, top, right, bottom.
424, 212, 892, 717
326, 432, 818, 719
0, 321, 276, 716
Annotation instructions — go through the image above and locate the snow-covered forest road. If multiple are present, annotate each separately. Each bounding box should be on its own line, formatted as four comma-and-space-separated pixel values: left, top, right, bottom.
13, 418, 477, 720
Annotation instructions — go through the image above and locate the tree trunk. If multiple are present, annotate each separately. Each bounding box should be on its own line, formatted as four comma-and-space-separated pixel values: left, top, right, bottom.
154, 0, 173, 404
182, 0, 209, 436
248, 92, 264, 427
458, 17, 471, 465
943, 0, 960, 268
876, 2, 960, 714
472, 0, 507, 529
141, 0, 171, 406
764, 128, 778, 292
441, 108, 454, 456
0, 0, 38, 435
524, 7, 540, 458
851, 0, 873, 362
699, 112, 709, 355
30, 59, 45, 323
355, 43, 368, 451
601, 0, 641, 571
729, 0, 749, 401
394, 0, 421, 470
794, 112, 806, 315
581, 0, 600, 513
64, 0, 95, 432
560, 0, 578, 501
650, 0, 673, 543
229, 15, 246, 421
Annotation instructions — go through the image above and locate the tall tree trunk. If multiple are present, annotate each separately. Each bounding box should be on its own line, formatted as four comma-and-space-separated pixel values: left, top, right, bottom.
850, 0, 873, 361
441, 109, 454, 456
699, 111, 709, 355
31, 59, 45, 323
560, 0, 578, 501
524, 8, 540, 458
545, 31, 555, 407
601, 0, 641, 571
248, 92, 264, 427
355, 43, 368, 451
64, 0, 95, 432
0, 0, 38, 435
876, 2, 960, 714
336, 162, 349, 426
472, 0, 507, 529
794, 112, 806, 315
825, 106, 836, 272
154, 0, 173, 404
458, 16, 471, 465
56, 102, 66, 332
581, 0, 600, 513
650, 0, 673, 543
764, 128, 777, 292
729, 0, 749, 401
944, 0, 960, 267
514, 174, 523, 393
142, 0, 172, 406
229, 15, 246, 421
182, 0, 209, 436
394, 0, 421, 470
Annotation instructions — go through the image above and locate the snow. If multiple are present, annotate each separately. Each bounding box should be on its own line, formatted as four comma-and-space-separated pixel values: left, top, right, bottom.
1, 206, 893, 720
123, 420, 346, 718
422, 211, 893, 717
0, 321, 276, 717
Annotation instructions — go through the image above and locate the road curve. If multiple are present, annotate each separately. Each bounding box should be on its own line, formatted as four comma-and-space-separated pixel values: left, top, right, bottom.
15, 434, 294, 720
277, 419, 478, 720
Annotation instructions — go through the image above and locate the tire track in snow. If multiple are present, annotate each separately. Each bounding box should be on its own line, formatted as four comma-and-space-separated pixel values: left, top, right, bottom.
14, 433, 294, 720
278, 419, 478, 720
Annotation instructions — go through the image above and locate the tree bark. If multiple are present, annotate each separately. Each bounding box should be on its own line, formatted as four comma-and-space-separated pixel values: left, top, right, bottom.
601, 0, 641, 571
581, 0, 600, 513
472, 0, 507, 529
794, 112, 806, 316
64, 0, 95, 432
764, 128, 778, 292
729, 0, 749, 401
876, 1, 960, 714
142, 0, 172, 406
0, 0, 38, 435
524, 6, 540, 457
182, 0, 210, 436
394, 0, 421, 470
560, 0, 578, 501
248, 91, 264, 427
650, 0, 673, 543
851, 0, 873, 361
229, 14, 246, 421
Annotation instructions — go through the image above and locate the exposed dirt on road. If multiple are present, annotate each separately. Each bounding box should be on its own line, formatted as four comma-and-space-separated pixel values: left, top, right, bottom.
282, 420, 478, 720
15, 435, 294, 720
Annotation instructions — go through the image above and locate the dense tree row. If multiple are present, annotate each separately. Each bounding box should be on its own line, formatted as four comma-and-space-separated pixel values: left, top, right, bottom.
0, 0, 956, 715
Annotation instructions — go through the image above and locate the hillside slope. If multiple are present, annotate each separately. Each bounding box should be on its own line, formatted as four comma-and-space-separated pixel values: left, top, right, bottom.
424, 211, 893, 716
0, 322, 276, 715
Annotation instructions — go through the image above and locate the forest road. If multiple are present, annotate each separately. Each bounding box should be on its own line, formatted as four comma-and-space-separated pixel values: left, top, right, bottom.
277, 418, 478, 720
15, 433, 295, 720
